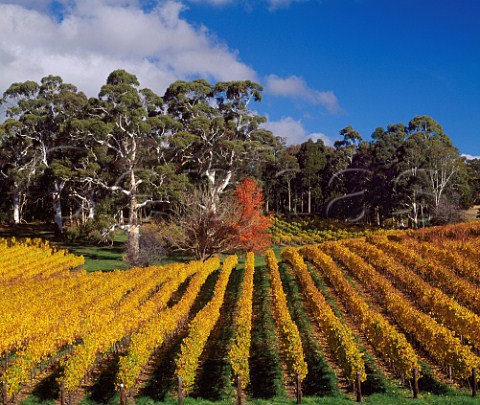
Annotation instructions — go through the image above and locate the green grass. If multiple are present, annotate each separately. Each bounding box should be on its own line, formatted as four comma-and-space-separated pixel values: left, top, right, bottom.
19, 391, 477, 405
250, 264, 286, 399
0, 223, 285, 273
65, 233, 131, 272
0, 223, 129, 272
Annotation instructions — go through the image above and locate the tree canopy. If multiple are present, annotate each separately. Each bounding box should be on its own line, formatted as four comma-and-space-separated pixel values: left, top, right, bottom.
0, 71, 476, 261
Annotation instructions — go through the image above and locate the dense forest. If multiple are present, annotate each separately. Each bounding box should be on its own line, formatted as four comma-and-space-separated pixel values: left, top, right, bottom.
1, 69, 479, 262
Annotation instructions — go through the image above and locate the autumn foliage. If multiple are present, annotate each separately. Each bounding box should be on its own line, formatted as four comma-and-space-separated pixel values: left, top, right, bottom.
232, 177, 272, 252
153, 178, 271, 259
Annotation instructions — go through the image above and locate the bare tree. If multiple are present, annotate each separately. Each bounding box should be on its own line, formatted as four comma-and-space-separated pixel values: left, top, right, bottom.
159, 188, 240, 261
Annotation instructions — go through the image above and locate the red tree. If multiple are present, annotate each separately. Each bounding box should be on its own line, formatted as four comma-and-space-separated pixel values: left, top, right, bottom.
233, 177, 272, 252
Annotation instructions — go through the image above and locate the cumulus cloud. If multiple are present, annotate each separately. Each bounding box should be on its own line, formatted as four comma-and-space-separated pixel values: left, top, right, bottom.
185, 0, 233, 5
0, 0, 256, 96
262, 116, 334, 146
462, 154, 480, 160
265, 74, 341, 114
183, 0, 305, 10
309, 132, 334, 147
267, 0, 303, 10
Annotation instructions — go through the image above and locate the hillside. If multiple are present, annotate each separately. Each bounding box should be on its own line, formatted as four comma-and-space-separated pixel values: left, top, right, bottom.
1, 221, 480, 404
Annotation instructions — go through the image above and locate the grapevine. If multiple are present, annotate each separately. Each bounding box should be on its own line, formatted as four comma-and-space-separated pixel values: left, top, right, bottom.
116, 257, 221, 390
266, 249, 308, 383
300, 245, 419, 380
228, 252, 255, 389
175, 255, 238, 394
323, 241, 480, 379
281, 246, 366, 383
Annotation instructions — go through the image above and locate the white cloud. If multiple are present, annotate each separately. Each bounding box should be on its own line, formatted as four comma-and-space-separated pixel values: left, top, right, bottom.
262, 116, 334, 146
183, 0, 305, 10
309, 132, 334, 147
462, 154, 480, 160
185, 0, 233, 5
267, 0, 298, 10
265, 74, 341, 114
0, 1, 256, 97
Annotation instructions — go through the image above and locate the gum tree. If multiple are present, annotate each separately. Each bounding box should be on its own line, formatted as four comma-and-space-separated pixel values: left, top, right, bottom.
163, 79, 277, 210
72, 69, 181, 263
0, 77, 87, 229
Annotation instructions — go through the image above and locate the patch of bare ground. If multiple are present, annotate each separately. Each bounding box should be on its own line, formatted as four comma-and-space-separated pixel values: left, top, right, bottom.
461, 205, 480, 221
13, 347, 128, 405
69, 350, 123, 404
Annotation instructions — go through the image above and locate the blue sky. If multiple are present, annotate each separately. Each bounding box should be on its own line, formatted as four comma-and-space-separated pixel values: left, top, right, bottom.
1, 0, 479, 156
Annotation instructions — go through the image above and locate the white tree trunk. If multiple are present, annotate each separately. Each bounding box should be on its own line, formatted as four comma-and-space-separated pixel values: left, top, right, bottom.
127, 168, 140, 263
409, 199, 419, 229
128, 224, 140, 263
88, 197, 95, 220
205, 168, 232, 213
307, 188, 312, 214
52, 179, 65, 234
12, 187, 20, 224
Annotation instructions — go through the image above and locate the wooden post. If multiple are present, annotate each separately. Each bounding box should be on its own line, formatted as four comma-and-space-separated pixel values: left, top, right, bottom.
60, 379, 65, 405
448, 365, 453, 380
178, 376, 183, 405
355, 371, 362, 403
120, 383, 126, 405
412, 367, 419, 399
2, 381, 6, 405
236, 373, 242, 405
473, 368, 477, 398
296, 372, 302, 404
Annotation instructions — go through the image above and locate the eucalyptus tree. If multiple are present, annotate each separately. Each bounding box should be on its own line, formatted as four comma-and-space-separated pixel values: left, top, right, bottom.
297, 139, 327, 214
0, 77, 87, 228
260, 139, 288, 212
345, 140, 375, 223
0, 82, 38, 224
334, 126, 362, 160
368, 124, 407, 225
163, 79, 278, 209
409, 116, 462, 209
395, 116, 463, 226
261, 144, 300, 214
278, 146, 301, 213
324, 126, 363, 219
71, 69, 182, 262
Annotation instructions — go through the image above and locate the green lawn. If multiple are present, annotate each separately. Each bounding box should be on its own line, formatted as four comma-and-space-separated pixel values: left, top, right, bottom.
60, 228, 130, 272
20, 390, 480, 405
0, 223, 287, 272
0, 223, 129, 272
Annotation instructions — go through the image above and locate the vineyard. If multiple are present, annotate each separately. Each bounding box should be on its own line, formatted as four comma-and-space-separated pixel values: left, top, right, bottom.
2, 221, 480, 404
